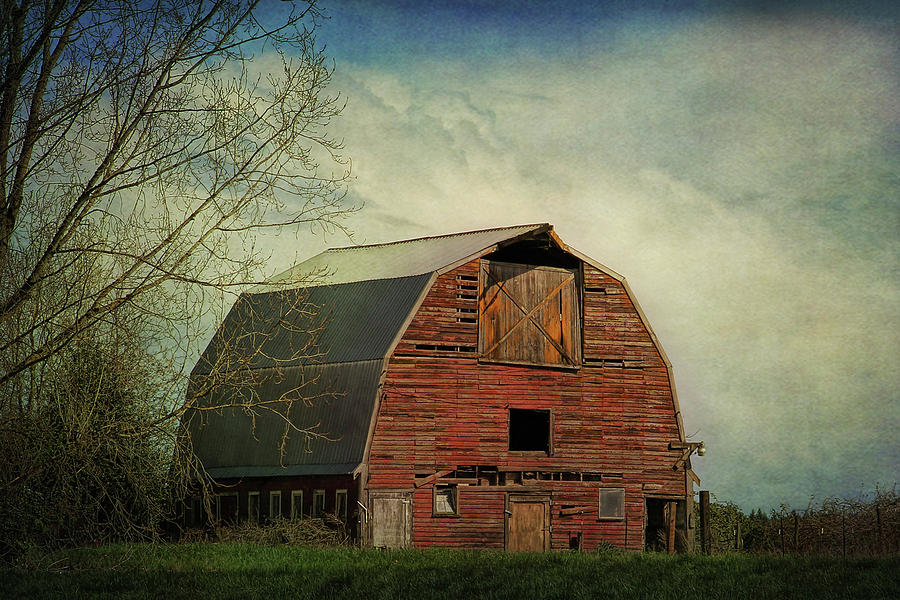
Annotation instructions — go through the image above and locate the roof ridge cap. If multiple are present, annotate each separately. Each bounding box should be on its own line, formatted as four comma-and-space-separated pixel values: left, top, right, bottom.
326, 223, 549, 253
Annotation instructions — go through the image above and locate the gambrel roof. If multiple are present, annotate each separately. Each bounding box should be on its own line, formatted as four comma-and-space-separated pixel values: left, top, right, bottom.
184, 224, 686, 478
256, 223, 550, 287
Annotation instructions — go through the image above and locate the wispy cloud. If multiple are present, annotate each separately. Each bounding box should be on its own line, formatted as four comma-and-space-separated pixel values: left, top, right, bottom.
277, 9, 900, 509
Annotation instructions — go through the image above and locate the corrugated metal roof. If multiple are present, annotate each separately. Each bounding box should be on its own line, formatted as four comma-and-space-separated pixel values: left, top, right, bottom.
194, 274, 431, 373
185, 223, 566, 477
257, 223, 549, 288
185, 360, 384, 476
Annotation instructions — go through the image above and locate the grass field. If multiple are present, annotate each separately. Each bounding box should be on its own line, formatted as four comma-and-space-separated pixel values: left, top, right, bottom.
2, 544, 898, 600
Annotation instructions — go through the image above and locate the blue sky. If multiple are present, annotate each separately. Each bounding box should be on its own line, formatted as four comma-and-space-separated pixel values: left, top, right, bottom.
256, 1, 899, 511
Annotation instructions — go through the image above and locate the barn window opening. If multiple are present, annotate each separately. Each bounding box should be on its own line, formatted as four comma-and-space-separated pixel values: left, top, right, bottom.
456, 306, 478, 324
187, 496, 203, 527
509, 408, 551, 453
312, 489, 325, 518
336, 489, 348, 522
414, 344, 477, 353
434, 484, 459, 515
290, 490, 303, 519
248, 491, 260, 523
569, 532, 583, 550
269, 490, 282, 520
457, 274, 479, 300
583, 357, 645, 370
479, 260, 581, 368
598, 488, 625, 520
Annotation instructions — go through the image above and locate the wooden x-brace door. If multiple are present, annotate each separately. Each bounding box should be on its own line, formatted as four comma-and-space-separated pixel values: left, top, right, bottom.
478, 260, 581, 368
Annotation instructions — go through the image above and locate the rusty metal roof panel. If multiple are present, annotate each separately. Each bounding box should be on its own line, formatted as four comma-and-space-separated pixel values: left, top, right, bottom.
257, 223, 550, 288
185, 360, 384, 475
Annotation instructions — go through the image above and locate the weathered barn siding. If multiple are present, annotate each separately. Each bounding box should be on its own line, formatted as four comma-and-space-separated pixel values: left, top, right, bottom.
185, 225, 696, 551
368, 259, 685, 551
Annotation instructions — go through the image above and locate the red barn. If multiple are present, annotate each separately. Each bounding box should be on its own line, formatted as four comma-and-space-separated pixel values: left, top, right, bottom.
183, 224, 701, 551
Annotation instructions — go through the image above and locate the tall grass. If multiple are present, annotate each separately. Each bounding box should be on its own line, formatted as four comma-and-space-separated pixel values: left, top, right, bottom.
3, 544, 898, 600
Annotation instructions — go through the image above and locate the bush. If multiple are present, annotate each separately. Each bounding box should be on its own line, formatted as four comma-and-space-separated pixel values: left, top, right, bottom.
182, 517, 351, 547
697, 486, 899, 556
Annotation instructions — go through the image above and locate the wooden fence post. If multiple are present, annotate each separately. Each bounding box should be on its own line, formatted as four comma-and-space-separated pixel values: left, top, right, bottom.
699, 491, 710, 554
667, 501, 677, 555
734, 521, 741, 550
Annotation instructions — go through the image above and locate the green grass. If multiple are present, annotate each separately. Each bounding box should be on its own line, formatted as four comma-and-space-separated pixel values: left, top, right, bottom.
2, 544, 898, 600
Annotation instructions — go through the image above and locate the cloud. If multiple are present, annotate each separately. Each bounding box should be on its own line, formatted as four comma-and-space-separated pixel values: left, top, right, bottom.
298, 12, 899, 509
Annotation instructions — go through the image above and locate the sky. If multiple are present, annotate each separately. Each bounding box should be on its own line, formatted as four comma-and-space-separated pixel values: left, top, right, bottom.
261, 0, 898, 511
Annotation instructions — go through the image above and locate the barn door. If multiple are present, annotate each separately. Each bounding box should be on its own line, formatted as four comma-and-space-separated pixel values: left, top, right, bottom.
506, 495, 550, 552
479, 260, 580, 368
371, 492, 412, 548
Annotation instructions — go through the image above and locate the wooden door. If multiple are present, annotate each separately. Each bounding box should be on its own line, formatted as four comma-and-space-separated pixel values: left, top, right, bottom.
506, 496, 550, 551
479, 260, 580, 368
371, 492, 411, 548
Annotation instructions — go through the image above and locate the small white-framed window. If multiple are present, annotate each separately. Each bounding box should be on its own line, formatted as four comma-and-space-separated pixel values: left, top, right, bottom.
291, 490, 303, 519
434, 484, 459, 516
215, 492, 239, 523
598, 488, 625, 520
248, 491, 260, 523
335, 489, 348, 522
312, 489, 325, 518
269, 490, 282, 520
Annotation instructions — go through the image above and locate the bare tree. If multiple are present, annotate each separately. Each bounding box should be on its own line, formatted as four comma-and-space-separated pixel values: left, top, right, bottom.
0, 0, 353, 555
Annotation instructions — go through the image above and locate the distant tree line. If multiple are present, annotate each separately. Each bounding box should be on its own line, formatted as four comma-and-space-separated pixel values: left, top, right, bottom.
699, 486, 899, 556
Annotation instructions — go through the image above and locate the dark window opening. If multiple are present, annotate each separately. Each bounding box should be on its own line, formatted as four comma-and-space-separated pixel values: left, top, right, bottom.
312, 489, 325, 518
509, 408, 550, 453
335, 489, 348, 522
414, 343, 476, 353
569, 532, 583, 550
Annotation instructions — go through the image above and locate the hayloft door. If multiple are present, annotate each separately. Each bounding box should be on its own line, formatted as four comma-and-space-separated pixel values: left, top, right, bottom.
506, 495, 550, 551
371, 492, 411, 548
